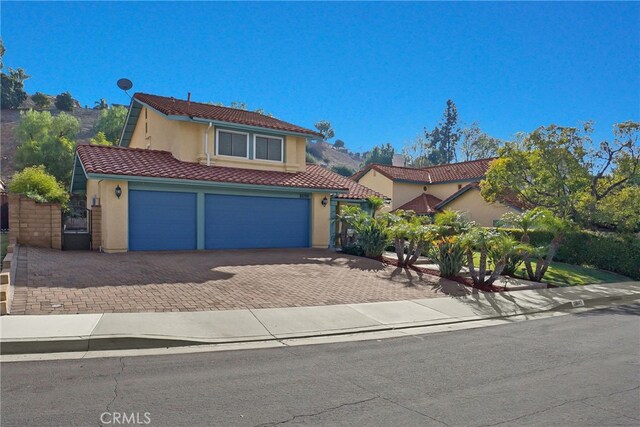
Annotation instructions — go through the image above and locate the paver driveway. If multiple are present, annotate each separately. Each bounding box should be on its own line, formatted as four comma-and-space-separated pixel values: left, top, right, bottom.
11, 246, 465, 315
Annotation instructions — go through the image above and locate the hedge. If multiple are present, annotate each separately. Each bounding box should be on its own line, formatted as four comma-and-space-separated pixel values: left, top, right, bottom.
498, 228, 640, 280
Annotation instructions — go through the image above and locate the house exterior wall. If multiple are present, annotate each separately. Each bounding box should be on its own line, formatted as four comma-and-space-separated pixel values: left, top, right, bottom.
86, 178, 330, 251
358, 170, 393, 199
128, 107, 307, 173
311, 193, 330, 248
86, 179, 129, 253
443, 188, 516, 226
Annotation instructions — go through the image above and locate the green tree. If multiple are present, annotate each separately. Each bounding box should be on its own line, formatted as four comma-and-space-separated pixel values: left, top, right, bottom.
334, 139, 345, 148
90, 131, 112, 146
31, 92, 51, 109
403, 100, 460, 166
314, 120, 335, 141
460, 122, 501, 161
94, 98, 108, 110
93, 105, 128, 144
54, 91, 75, 111
1, 68, 30, 109
330, 165, 354, 177
481, 122, 640, 230
0, 37, 5, 69
15, 110, 80, 185
8, 165, 69, 207
363, 143, 395, 166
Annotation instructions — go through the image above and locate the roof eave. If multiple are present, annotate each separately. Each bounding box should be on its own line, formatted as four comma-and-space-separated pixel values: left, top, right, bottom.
83, 172, 349, 194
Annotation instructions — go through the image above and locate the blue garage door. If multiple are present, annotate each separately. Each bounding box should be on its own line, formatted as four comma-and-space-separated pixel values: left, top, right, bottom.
129, 190, 197, 251
205, 194, 310, 249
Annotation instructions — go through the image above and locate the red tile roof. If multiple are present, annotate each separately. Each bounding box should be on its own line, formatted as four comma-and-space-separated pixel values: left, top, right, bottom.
352, 158, 495, 184
305, 164, 389, 200
394, 193, 443, 214
133, 93, 322, 137
75, 145, 383, 200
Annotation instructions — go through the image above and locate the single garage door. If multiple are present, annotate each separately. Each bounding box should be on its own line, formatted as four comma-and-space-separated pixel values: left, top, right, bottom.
205, 194, 310, 249
129, 190, 197, 251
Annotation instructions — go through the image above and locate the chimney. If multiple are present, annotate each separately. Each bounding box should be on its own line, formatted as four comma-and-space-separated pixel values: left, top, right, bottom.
187, 92, 191, 117
392, 154, 405, 167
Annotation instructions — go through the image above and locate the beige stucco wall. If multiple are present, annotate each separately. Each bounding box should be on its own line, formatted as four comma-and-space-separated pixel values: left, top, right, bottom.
443, 188, 516, 226
128, 107, 307, 172
86, 179, 128, 253
358, 170, 394, 199
311, 193, 330, 248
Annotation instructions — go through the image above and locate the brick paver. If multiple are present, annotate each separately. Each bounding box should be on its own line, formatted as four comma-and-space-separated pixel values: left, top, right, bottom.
11, 246, 464, 315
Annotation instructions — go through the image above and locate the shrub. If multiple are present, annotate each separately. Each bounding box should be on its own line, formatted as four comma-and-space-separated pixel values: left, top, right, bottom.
356, 219, 390, 258
8, 166, 69, 207
31, 92, 51, 109
54, 91, 75, 111
499, 228, 640, 280
330, 165, 354, 177
431, 237, 465, 278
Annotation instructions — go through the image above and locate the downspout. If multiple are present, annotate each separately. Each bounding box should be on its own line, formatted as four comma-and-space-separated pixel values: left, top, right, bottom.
204, 122, 212, 166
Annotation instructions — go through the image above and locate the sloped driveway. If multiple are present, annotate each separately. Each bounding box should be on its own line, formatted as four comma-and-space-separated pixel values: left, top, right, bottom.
11, 246, 461, 315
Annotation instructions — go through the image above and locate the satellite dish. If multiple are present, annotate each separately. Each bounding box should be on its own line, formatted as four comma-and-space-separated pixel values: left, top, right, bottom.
117, 78, 133, 91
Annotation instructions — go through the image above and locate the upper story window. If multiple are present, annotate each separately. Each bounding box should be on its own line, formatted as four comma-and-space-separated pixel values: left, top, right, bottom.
254, 135, 283, 162
217, 129, 249, 158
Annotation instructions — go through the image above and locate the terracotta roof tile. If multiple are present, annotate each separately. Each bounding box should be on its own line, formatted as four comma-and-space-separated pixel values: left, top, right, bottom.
76, 145, 348, 191
134, 93, 322, 137
305, 164, 389, 200
394, 193, 443, 214
352, 158, 495, 184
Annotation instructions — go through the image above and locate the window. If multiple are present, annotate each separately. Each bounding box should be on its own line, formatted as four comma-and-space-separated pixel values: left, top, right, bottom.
254, 135, 283, 162
217, 130, 248, 158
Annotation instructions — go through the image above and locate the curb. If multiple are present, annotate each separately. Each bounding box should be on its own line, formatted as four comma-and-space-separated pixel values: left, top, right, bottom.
2, 291, 638, 356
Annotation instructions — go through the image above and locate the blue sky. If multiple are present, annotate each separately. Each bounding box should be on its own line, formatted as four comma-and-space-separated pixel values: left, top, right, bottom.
2, 1, 638, 152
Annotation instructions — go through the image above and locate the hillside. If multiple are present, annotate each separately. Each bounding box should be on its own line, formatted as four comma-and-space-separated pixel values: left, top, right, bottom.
1, 98, 367, 182
306, 140, 364, 173
0, 104, 102, 182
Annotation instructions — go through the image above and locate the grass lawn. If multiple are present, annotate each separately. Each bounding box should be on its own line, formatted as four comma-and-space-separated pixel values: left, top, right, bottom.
0, 232, 8, 261
471, 252, 632, 287
512, 261, 632, 287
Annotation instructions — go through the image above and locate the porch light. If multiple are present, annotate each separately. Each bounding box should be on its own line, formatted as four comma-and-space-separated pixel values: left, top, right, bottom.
321, 196, 328, 207
115, 185, 122, 199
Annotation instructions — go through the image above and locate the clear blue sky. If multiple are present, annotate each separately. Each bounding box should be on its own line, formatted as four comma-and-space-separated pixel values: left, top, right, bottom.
2, 1, 638, 152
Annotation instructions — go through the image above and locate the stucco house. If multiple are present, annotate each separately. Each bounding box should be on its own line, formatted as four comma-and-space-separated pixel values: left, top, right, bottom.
70, 93, 384, 252
351, 158, 521, 226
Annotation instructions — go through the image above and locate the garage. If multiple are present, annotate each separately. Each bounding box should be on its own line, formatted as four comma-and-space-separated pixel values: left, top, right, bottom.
205, 194, 310, 249
129, 190, 197, 251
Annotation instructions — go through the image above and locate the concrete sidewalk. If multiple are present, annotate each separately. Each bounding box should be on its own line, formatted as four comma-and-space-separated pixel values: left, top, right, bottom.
1, 282, 638, 355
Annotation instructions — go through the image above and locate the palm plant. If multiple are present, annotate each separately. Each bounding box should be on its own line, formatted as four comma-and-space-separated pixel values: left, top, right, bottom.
386, 210, 434, 267
461, 227, 521, 286
501, 208, 573, 282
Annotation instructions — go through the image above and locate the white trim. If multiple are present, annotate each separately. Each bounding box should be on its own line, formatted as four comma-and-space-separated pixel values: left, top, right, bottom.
253, 133, 284, 163
215, 128, 250, 159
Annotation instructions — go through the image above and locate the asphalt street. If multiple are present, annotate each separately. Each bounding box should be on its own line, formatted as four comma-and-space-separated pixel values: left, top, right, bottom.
2, 304, 639, 426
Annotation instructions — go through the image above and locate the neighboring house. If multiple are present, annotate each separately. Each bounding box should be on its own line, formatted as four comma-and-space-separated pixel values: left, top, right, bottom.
351, 158, 521, 226
70, 93, 385, 252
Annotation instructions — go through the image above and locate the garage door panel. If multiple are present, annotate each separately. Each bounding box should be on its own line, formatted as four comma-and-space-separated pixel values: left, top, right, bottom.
129, 190, 197, 251
205, 194, 309, 249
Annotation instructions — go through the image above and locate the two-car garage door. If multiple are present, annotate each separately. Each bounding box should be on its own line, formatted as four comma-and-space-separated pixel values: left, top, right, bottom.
129, 190, 310, 251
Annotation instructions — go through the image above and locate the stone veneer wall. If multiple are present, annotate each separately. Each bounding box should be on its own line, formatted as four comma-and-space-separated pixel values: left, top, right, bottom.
8, 194, 62, 250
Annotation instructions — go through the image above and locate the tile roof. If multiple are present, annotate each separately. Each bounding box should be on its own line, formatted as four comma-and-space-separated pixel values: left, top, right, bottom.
75, 145, 384, 200
133, 93, 322, 137
394, 193, 443, 214
351, 158, 495, 184
305, 164, 389, 200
